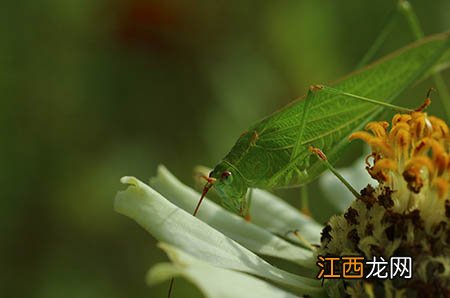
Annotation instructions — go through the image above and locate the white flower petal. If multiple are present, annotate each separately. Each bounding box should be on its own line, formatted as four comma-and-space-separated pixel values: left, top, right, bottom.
148, 243, 303, 298
250, 189, 324, 246
150, 165, 315, 267
114, 176, 323, 295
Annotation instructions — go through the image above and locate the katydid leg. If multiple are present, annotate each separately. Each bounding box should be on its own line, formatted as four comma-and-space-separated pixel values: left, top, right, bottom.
240, 188, 253, 221
309, 146, 360, 199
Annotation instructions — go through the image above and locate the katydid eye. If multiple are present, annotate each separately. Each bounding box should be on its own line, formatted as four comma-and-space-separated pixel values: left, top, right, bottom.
221, 171, 233, 183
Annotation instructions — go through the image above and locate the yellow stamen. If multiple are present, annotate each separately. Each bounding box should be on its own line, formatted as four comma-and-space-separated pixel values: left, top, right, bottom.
392, 113, 411, 125
412, 137, 443, 156
402, 156, 435, 193
348, 131, 374, 143
352, 111, 448, 205
367, 138, 394, 159
389, 122, 410, 140
433, 177, 449, 199
429, 116, 450, 138
405, 155, 435, 177
393, 129, 410, 160
370, 158, 397, 182
365, 121, 389, 137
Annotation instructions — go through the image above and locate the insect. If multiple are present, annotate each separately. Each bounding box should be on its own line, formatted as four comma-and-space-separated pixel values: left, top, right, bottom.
193, 34, 450, 219
194, 85, 428, 218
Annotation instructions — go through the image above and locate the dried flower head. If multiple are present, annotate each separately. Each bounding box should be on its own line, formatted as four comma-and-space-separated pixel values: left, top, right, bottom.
318, 111, 450, 297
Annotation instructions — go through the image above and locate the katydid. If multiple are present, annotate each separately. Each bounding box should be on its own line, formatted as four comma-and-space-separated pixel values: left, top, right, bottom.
192, 0, 450, 219
195, 87, 411, 218
194, 35, 450, 219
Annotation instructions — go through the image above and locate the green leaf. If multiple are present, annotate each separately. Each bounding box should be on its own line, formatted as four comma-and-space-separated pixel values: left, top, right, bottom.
149, 165, 316, 268
114, 176, 323, 295
147, 243, 305, 298
223, 32, 450, 189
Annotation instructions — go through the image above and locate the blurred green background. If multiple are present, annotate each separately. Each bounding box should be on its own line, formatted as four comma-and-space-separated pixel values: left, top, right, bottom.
2, 1, 449, 297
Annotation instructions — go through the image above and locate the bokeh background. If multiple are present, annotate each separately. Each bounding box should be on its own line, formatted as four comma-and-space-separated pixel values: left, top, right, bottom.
2, 1, 449, 297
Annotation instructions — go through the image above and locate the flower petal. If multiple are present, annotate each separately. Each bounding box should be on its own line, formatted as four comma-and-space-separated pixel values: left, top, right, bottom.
148, 243, 303, 298
150, 165, 315, 267
114, 176, 323, 295
250, 188, 324, 246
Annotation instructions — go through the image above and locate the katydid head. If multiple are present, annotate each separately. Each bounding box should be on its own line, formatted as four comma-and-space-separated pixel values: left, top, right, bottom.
209, 162, 248, 214
194, 162, 248, 216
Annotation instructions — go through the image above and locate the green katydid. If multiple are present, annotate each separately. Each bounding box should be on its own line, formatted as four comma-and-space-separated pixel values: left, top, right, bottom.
193, 33, 450, 219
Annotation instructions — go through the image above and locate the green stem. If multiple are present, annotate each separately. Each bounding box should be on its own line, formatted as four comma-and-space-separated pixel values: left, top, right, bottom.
398, 0, 424, 38
399, 0, 450, 120
433, 74, 450, 119
356, 10, 399, 69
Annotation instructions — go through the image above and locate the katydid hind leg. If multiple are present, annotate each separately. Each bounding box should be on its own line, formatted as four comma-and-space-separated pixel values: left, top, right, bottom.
289, 85, 321, 163
309, 146, 360, 199
414, 88, 433, 112
319, 85, 434, 113
317, 85, 414, 113
268, 86, 322, 187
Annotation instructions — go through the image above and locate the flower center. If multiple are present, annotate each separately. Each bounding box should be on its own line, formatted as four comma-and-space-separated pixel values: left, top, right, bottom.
349, 112, 449, 227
